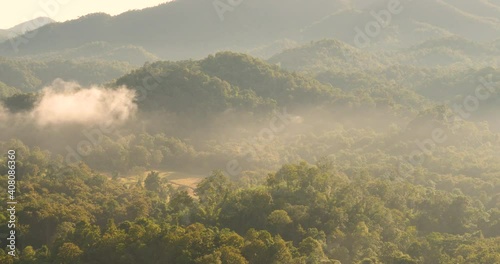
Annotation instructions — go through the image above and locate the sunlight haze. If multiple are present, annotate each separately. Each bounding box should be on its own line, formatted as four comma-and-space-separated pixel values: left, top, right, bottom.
0, 0, 171, 28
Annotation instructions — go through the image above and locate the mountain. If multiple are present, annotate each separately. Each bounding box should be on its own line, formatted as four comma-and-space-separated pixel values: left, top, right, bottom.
394, 36, 500, 67
1, 0, 499, 60
1, 2, 500, 264
0, 17, 55, 43
0, 57, 135, 92
266, 36, 500, 130
115, 52, 344, 114
410, 36, 497, 55
268, 39, 385, 72
302, 0, 500, 49
26, 41, 160, 66
0, 1, 348, 59
270, 36, 500, 74
0, 29, 8, 42
8, 17, 55, 34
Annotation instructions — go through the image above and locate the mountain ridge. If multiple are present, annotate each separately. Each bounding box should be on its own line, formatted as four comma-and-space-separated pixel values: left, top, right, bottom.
1, 0, 499, 60
0, 17, 55, 43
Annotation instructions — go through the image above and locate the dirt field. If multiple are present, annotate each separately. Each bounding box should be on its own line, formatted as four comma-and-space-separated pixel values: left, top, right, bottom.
112, 170, 206, 196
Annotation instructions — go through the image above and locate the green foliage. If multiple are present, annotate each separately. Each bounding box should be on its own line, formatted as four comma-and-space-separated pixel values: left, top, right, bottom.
28, 41, 159, 66
144, 171, 162, 193
115, 52, 343, 116
0, 57, 134, 92
0, 81, 20, 98
0, 13, 499, 263
0, 140, 498, 263
2, 93, 37, 113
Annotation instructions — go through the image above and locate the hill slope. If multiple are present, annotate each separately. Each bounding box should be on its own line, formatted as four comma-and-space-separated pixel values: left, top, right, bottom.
268, 39, 385, 72
0, 57, 135, 91
27, 41, 160, 66
115, 52, 344, 115
0, 17, 54, 43
1, 0, 499, 59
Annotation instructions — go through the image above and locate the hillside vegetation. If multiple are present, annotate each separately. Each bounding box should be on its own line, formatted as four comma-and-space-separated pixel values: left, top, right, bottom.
0, 1, 499, 263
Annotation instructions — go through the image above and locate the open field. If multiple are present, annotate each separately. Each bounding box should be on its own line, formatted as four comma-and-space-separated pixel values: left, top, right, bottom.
111, 170, 205, 196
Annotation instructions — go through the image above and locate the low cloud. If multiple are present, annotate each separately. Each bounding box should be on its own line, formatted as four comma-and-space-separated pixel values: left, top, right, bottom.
30, 80, 137, 126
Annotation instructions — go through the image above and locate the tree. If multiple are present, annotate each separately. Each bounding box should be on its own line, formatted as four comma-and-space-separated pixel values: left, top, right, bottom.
168, 190, 195, 225
145, 171, 162, 193
56, 243, 83, 264
219, 246, 249, 264
195, 170, 232, 225
2, 93, 37, 113
0, 249, 14, 264
267, 210, 293, 235
20, 246, 36, 264
299, 237, 327, 264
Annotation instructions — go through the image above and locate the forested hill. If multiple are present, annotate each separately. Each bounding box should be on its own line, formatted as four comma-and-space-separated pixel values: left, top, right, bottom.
1, 0, 500, 59
1, 47, 500, 264
1, 57, 500, 262
269, 37, 500, 72
0, 1, 500, 263
267, 39, 500, 133
0, 29, 8, 43
268, 39, 385, 72
0, 57, 134, 92
0, 0, 346, 58
115, 52, 342, 114
0, 17, 54, 43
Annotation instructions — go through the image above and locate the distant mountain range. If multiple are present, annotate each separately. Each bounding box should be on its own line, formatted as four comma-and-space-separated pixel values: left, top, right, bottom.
0, 0, 499, 60
0, 17, 54, 43
27, 41, 160, 65
269, 37, 500, 73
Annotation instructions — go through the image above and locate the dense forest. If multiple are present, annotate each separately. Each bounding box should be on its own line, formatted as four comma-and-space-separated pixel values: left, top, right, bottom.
0, 0, 499, 263
0, 48, 498, 263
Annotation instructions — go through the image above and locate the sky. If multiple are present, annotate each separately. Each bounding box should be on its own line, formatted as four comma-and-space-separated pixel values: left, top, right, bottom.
0, 0, 172, 29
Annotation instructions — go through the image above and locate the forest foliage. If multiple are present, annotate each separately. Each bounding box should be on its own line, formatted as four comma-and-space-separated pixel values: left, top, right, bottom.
0, 5, 499, 261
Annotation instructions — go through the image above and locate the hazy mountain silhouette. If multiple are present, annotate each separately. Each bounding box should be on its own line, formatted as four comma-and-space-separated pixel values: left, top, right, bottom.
0, 30, 7, 42
268, 39, 384, 72
27, 41, 160, 66
0, 56, 135, 92
0, 17, 54, 43
1, 0, 498, 60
